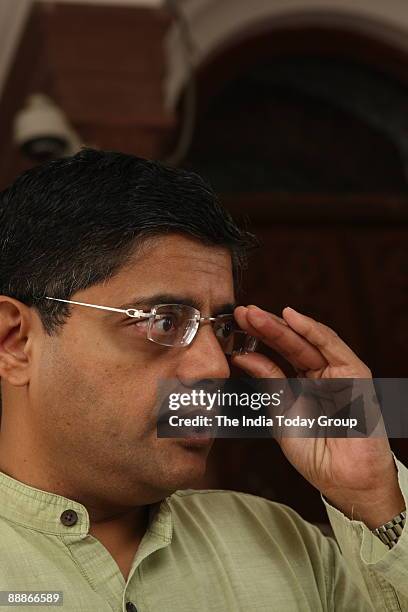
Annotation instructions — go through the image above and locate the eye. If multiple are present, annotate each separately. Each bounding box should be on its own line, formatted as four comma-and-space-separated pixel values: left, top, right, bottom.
215, 317, 236, 339
128, 314, 178, 341
152, 314, 177, 334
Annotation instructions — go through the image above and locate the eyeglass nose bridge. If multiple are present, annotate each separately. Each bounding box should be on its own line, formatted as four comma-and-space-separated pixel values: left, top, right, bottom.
195, 315, 258, 355
190, 315, 233, 347
178, 314, 224, 347
198, 316, 217, 323
186, 315, 217, 344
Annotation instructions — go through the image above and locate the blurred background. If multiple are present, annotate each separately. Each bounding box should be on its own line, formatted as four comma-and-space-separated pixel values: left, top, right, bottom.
1, 0, 408, 525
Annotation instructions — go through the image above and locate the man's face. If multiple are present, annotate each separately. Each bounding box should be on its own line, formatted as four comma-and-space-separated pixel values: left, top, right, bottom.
32, 234, 234, 505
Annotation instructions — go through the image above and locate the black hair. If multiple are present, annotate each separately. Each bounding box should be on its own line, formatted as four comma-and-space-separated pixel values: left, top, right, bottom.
0, 148, 258, 335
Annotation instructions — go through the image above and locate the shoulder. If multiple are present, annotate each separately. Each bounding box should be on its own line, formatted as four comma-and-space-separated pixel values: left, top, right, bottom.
169, 488, 332, 554
171, 487, 312, 525
171, 487, 293, 520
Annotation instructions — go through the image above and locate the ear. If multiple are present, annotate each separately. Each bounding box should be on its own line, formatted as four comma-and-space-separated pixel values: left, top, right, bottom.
0, 296, 34, 387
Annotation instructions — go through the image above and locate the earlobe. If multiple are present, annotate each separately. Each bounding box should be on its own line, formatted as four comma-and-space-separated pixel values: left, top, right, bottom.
0, 298, 31, 387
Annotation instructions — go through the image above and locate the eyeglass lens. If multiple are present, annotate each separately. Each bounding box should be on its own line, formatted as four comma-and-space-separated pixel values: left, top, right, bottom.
147, 304, 199, 347
147, 304, 257, 354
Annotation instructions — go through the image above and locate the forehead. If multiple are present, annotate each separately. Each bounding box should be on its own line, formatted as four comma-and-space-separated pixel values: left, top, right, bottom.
90, 234, 235, 309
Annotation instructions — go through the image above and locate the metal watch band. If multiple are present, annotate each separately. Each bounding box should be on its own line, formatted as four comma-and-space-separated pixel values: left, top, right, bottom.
372, 510, 406, 548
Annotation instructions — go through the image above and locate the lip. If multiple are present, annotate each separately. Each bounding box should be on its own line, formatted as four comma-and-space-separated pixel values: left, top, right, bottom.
158, 406, 217, 446
177, 436, 214, 448
158, 408, 216, 430
179, 420, 215, 443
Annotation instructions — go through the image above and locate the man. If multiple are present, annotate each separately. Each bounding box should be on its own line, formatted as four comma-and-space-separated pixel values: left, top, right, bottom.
0, 148, 406, 611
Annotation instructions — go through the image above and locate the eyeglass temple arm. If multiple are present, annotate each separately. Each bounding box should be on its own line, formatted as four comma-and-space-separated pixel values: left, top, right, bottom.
43, 297, 146, 318
44, 298, 230, 322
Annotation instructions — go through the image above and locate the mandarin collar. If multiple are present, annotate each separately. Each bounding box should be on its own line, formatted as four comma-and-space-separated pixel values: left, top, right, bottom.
0, 469, 173, 541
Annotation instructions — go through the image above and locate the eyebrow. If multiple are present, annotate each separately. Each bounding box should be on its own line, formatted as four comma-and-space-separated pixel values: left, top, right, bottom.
116, 293, 237, 316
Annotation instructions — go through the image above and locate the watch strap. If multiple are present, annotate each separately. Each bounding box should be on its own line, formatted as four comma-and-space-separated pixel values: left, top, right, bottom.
372, 510, 406, 548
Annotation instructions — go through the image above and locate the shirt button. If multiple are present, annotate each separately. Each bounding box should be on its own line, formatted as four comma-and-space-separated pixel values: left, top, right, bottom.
60, 509, 78, 526
125, 603, 137, 612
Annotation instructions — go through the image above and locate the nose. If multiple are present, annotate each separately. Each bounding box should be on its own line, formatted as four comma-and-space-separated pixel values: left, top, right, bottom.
176, 323, 231, 386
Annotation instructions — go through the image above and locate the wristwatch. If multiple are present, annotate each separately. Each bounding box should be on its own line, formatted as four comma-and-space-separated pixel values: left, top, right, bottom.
372, 510, 406, 548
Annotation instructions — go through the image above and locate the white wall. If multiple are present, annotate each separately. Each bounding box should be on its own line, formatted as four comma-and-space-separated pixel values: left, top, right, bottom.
165, 0, 408, 109
3, 0, 408, 107
37, 0, 163, 5
0, 0, 31, 99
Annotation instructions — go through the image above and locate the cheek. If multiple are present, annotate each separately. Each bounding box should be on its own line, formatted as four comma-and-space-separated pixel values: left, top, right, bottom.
38, 341, 173, 429
36, 327, 182, 440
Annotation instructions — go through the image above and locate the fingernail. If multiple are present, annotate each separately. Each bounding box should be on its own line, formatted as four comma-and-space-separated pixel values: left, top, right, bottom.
248, 305, 264, 312
248, 306, 267, 325
284, 306, 298, 314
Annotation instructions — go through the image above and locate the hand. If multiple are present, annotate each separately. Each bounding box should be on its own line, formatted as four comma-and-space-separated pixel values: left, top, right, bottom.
232, 305, 405, 528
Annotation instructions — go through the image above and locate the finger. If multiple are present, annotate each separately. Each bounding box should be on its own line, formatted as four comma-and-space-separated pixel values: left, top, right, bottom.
282, 307, 367, 369
235, 305, 327, 371
232, 351, 286, 378
235, 305, 288, 328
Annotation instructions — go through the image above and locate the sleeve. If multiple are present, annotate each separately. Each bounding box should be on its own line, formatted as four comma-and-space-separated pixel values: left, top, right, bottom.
322, 454, 408, 611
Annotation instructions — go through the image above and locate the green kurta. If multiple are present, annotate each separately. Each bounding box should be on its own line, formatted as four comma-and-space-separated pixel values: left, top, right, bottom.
0, 457, 407, 611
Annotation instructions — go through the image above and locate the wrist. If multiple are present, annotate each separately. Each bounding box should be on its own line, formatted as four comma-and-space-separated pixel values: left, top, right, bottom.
324, 478, 405, 530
